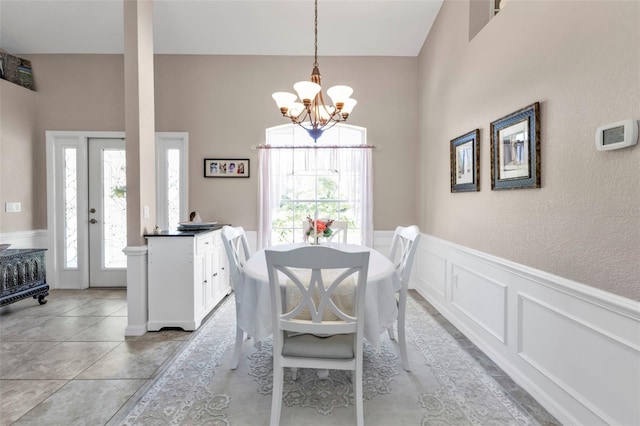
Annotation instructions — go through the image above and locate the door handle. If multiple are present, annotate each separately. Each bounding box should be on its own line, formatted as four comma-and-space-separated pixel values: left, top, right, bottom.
90, 218, 98, 224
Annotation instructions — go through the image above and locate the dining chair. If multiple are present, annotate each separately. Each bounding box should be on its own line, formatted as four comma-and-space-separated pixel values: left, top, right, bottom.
327, 220, 348, 243
387, 225, 421, 371
265, 246, 370, 426
301, 220, 348, 243
221, 225, 252, 370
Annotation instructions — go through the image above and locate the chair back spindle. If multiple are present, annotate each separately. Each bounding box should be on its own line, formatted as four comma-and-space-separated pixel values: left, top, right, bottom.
221, 225, 252, 370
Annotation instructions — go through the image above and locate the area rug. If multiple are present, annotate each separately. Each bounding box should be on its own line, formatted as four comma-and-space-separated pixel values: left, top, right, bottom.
120, 295, 539, 426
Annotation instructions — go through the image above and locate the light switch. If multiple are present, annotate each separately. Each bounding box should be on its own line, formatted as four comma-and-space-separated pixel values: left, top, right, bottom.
5, 202, 21, 213
143, 205, 150, 219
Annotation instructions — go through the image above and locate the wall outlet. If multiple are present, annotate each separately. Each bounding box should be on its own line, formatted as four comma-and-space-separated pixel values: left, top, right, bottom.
5, 202, 21, 213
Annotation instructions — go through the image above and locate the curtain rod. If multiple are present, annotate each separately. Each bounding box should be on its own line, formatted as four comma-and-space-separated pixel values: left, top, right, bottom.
251, 144, 381, 150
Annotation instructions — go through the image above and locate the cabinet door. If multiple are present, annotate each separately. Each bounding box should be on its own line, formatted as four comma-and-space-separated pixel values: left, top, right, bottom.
204, 248, 217, 309
194, 254, 207, 319
214, 232, 231, 295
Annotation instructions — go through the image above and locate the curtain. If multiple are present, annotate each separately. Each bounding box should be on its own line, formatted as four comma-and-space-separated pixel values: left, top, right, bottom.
258, 125, 373, 249
258, 148, 289, 249
257, 148, 271, 250
361, 148, 374, 247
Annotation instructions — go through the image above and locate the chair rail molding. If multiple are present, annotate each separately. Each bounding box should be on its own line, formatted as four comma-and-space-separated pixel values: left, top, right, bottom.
413, 233, 640, 426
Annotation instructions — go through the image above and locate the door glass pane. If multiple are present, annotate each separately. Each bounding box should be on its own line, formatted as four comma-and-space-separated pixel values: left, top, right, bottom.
64, 148, 78, 269
167, 148, 181, 231
103, 149, 127, 268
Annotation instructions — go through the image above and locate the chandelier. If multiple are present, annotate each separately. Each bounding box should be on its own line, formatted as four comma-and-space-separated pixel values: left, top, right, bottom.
271, 0, 357, 141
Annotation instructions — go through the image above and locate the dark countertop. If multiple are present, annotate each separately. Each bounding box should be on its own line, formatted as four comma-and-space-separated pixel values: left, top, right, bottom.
144, 224, 227, 237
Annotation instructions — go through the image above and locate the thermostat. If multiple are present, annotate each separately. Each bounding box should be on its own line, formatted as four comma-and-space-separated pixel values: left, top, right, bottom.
596, 119, 638, 151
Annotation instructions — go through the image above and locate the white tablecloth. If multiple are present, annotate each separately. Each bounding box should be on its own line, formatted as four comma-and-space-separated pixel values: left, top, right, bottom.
236, 242, 400, 350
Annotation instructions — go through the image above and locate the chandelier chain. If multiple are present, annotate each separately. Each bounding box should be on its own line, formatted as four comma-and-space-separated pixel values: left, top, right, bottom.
313, 0, 318, 68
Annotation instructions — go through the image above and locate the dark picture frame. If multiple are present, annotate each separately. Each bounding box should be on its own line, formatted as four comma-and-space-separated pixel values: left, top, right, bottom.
204, 158, 250, 178
490, 102, 540, 190
450, 129, 480, 192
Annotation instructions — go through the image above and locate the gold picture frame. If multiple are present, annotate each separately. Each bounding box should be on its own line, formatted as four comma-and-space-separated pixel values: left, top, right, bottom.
490, 102, 541, 190
450, 129, 480, 192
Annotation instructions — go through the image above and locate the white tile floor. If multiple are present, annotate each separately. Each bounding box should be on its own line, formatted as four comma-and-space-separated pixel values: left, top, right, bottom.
0, 289, 560, 426
0, 289, 191, 426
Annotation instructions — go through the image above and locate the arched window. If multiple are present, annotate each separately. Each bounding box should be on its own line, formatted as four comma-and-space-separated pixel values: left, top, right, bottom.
258, 124, 373, 249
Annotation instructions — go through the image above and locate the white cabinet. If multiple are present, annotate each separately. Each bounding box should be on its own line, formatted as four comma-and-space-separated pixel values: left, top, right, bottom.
147, 229, 231, 331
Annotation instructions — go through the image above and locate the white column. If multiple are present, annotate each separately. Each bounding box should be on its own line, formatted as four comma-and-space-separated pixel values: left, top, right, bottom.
123, 0, 156, 335
123, 245, 148, 336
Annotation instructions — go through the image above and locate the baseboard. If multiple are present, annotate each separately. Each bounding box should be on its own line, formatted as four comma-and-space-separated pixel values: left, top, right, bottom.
413, 234, 640, 426
124, 324, 147, 337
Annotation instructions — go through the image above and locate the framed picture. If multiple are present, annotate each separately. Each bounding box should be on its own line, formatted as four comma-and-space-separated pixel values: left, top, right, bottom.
450, 129, 480, 192
204, 158, 250, 178
490, 102, 540, 190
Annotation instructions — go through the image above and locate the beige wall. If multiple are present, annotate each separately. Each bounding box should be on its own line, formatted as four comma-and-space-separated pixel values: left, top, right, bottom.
154, 55, 419, 229
0, 80, 38, 231
0, 54, 419, 233
418, 0, 640, 300
30, 54, 126, 230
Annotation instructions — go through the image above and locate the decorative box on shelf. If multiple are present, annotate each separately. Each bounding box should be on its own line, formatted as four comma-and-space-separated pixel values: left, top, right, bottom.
0, 248, 48, 307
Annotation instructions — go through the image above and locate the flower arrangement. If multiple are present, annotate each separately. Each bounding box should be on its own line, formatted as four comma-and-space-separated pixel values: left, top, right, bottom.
304, 215, 334, 244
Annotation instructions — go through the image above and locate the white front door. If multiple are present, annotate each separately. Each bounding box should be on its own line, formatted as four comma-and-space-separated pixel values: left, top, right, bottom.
88, 138, 127, 287
46, 131, 188, 290
45, 132, 127, 289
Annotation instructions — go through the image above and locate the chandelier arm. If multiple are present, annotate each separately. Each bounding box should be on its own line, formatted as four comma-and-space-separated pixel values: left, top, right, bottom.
292, 109, 309, 125
319, 118, 340, 132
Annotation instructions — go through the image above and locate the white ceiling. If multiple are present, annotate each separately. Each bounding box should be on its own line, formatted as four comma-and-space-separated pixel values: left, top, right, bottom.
0, 0, 444, 57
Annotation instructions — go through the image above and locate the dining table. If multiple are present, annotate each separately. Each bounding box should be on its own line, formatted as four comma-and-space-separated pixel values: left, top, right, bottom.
235, 242, 400, 350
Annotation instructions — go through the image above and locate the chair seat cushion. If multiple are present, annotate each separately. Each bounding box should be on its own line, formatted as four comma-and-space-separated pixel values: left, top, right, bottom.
282, 333, 354, 359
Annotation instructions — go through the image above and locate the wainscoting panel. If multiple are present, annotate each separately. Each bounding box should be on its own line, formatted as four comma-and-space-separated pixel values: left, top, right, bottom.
413, 234, 640, 426
0, 230, 47, 249
451, 264, 507, 344
422, 251, 446, 299
519, 293, 640, 426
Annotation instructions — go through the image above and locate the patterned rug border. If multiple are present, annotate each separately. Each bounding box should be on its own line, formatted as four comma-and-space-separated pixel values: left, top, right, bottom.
121, 294, 540, 425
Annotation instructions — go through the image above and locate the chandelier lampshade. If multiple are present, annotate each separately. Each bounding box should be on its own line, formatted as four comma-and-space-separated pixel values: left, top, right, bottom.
293, 81, 321, 103
271, 0, 357, 141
